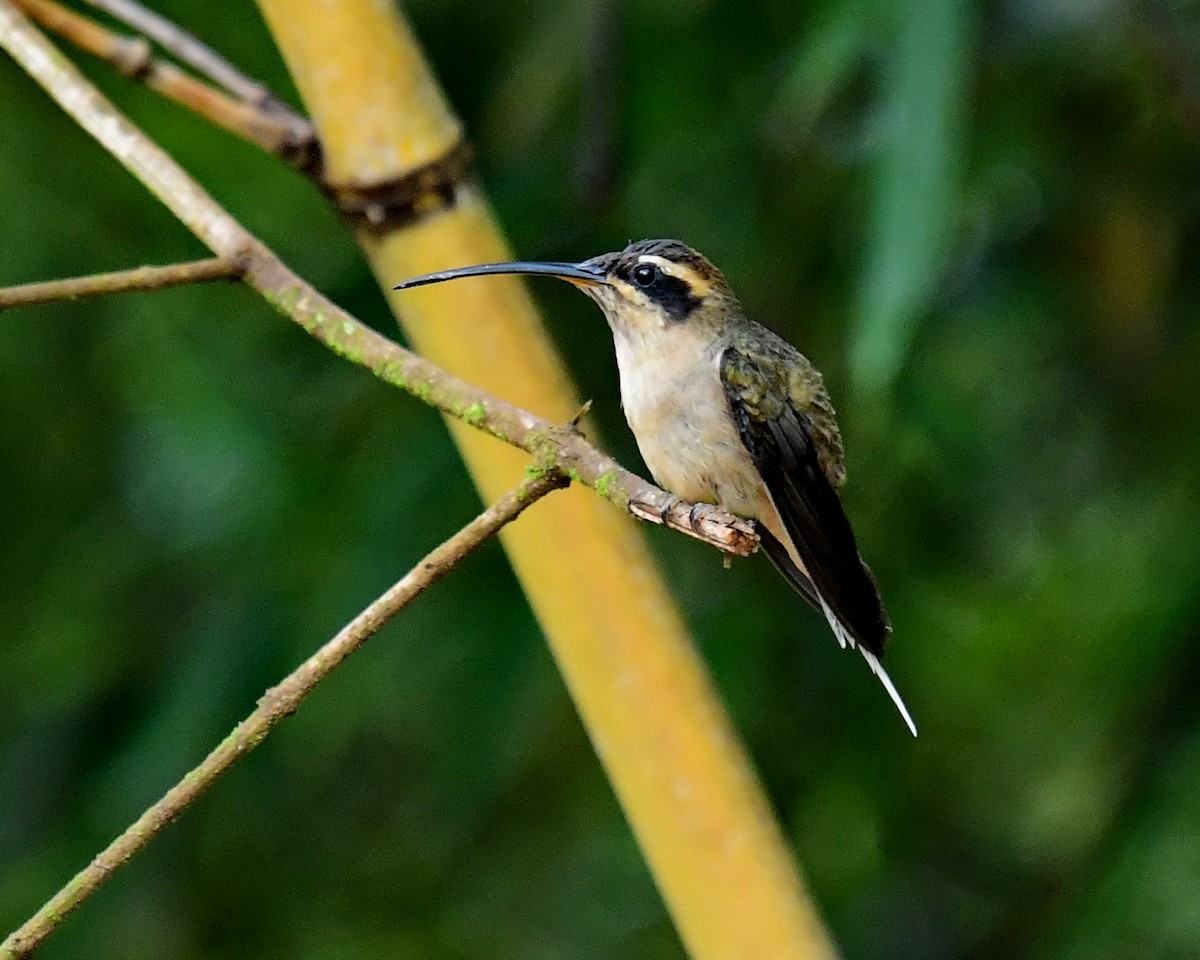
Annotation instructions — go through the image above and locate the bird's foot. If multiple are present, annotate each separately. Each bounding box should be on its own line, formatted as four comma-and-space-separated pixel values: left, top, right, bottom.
657, 494, 681, 524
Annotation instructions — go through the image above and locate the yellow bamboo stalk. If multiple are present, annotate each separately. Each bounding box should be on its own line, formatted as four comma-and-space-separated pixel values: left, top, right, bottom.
253, 3, 838, 958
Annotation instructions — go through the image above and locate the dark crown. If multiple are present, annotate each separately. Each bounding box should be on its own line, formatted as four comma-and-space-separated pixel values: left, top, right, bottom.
611, 239, 728, 289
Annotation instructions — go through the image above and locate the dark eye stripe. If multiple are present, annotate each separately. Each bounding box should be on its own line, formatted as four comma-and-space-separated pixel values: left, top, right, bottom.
613, 258, 702, 322
648, 273, 700, 322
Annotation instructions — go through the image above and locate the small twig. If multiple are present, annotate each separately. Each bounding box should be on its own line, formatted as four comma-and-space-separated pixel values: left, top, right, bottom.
568, 397, 593, 430
0, 469, 569, 960
12, 0, 318, 169
0, 1, 759, 559
0, 256, 245, 310
82, 0, 294, 116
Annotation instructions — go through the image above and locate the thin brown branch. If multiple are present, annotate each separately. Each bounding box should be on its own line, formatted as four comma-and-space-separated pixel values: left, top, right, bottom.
0, 256, 245, 310
82, 0, 299, 118
12, 0, 318, 169
0, 0, 758, 559
0, 469, 569, 960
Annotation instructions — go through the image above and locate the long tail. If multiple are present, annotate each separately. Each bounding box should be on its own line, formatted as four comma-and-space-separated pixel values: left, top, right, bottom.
760, 524, 918, 736
858, 648, 918, 737
816, 593, 918, 737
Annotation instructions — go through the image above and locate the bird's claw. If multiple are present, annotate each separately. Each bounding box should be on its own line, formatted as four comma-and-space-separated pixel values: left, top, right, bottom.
657, 494, 680, 525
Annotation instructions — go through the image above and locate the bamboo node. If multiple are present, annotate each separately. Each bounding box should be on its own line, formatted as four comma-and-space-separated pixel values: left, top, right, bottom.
325, 138, 474, 232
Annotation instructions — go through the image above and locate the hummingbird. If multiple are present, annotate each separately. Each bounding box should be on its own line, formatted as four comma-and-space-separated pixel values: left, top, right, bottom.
395, 239, 916, 736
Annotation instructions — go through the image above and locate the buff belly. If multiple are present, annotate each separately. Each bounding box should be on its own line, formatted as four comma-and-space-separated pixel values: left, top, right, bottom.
614, 332, 772, 520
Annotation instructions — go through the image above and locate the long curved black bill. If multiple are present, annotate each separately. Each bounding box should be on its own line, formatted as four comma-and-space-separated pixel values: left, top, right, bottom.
393, 260, 607, 290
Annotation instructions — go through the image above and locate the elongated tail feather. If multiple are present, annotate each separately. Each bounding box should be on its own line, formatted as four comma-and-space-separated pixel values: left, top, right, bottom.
859, 648, 918, 738
815, 592, 918, 737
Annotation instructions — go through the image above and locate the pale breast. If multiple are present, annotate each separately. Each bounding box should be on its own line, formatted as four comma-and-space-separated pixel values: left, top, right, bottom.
611, 325, 769, 519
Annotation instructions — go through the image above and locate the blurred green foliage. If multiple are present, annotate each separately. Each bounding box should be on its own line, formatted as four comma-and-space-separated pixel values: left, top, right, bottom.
3, 0, 1200, 958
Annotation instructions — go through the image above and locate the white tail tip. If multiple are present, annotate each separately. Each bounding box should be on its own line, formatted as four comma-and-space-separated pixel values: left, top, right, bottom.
814, 590, 918, 736
859, 647, 918, 737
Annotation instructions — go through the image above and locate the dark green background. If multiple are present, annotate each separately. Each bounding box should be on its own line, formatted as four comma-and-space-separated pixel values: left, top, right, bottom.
3, 1, 1199, 957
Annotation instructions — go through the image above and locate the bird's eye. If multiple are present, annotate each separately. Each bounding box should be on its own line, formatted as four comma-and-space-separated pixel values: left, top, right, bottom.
632, 262, 658, 287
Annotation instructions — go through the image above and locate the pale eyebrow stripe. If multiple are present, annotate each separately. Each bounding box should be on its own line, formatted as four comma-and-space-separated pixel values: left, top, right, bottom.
636, 255, 713, 297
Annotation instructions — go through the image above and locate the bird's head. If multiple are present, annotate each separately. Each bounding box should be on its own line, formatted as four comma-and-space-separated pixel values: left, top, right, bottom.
394, 239, 738, 340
